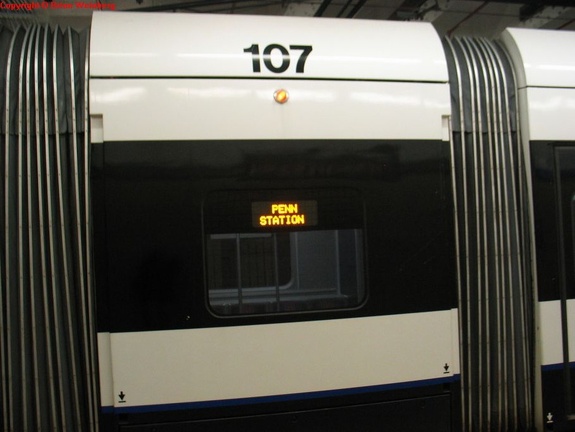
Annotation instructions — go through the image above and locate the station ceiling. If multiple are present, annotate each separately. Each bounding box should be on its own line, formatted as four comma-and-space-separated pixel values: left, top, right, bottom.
1, 0, 574, 37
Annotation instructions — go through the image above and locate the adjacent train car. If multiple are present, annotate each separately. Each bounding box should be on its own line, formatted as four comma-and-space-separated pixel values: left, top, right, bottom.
502, 28, 575, 429
90, 11, 458, 432
86, 11, 573, 432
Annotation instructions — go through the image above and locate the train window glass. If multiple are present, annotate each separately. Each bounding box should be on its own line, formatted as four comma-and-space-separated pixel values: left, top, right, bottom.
204, 189, 365, 315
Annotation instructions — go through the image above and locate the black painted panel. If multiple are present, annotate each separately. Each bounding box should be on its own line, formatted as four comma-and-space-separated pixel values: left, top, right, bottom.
92, 140, 456, 332
555, 146, 575, 302
530, 141, 575, 301
531, 141, 575, 424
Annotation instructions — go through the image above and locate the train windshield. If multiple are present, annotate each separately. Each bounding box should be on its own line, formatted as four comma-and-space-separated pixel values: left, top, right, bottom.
204, 189, 366, 315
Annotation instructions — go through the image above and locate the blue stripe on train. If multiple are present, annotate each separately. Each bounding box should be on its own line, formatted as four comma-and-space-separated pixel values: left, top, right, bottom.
101, 374, 460, 414
541, 361, 575, 372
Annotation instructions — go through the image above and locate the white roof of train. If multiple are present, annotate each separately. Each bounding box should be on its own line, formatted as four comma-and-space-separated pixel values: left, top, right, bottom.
502, 28, 575, 141
90, 11, 448, 83
502, 28, 575, 89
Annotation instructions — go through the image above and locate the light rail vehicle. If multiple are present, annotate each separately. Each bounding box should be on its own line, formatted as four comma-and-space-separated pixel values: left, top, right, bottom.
1, 9, 574, 432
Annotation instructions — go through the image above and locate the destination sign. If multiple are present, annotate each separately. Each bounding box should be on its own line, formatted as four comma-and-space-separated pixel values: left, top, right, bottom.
252, 201, 318, 228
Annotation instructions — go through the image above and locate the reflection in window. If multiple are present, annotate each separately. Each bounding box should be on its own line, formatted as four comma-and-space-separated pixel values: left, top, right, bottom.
204, 188, 366, 316
207, 229, 365, 315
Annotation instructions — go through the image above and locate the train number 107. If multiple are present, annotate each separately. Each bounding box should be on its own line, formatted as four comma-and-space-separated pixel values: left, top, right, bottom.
243, 44, 313, 73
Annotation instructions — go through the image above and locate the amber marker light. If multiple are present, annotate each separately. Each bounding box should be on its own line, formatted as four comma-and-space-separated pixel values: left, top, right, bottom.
274, 89, 289, 104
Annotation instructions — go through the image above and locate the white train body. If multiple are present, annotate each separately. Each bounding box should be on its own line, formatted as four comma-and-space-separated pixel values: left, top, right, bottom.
86, 12, 575, 432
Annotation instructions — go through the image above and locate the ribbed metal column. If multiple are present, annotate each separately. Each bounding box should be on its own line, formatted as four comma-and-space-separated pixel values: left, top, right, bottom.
443, 37, 534, 431
0, 24, 98, 432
